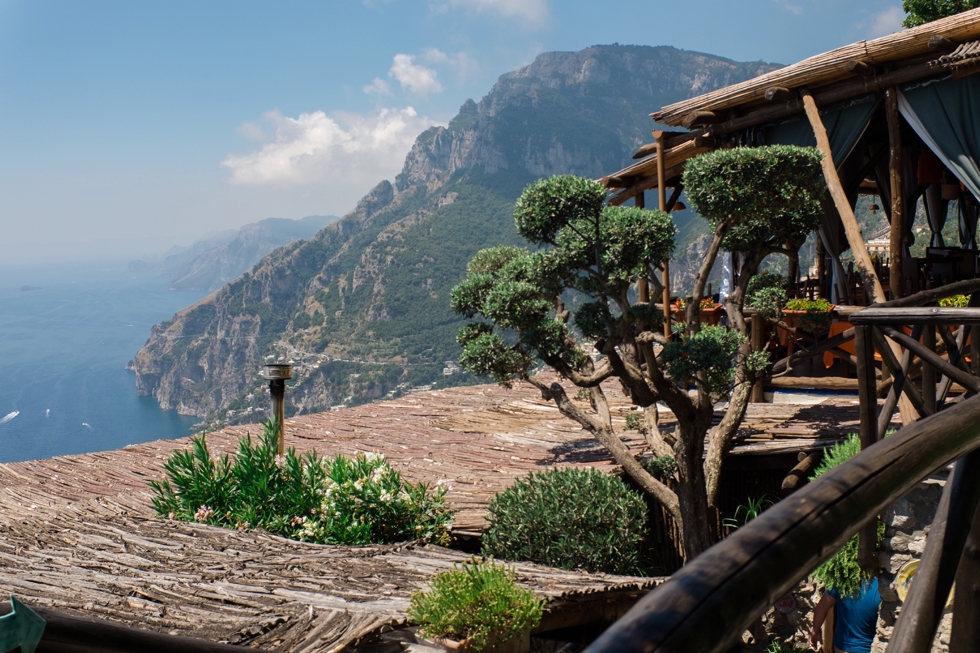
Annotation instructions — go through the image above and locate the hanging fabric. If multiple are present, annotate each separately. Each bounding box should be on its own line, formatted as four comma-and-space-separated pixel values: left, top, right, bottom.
898, 74, 980, 202
764, 93, 882, 166
923, 183, 950, 247
960, 193, 979, 250
873, 142, 921, 255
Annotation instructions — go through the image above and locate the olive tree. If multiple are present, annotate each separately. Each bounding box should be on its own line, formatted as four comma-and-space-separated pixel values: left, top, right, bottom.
902, 0, 979, 27
451, 147, 824, 559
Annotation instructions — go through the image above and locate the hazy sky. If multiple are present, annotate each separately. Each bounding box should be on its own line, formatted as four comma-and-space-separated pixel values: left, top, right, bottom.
0, 0, 906, 263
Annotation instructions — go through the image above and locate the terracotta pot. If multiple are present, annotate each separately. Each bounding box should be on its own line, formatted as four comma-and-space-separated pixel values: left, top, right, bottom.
777, 306, 835, 349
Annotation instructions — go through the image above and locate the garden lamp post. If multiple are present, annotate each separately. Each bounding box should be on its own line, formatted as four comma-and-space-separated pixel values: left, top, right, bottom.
261, 363, 292, 455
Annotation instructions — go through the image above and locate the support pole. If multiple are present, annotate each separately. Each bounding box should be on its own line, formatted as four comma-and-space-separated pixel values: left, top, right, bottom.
855, 325, 880, 570
636, 191, 649, 304
802, 90, 918, 424
888, 448, 980, 653
751, 313, 765, 403
886, 88, 905, 300
923, 326, 937, 415
655, 131, 670, 338
951, 497, 980, 653
270, 379, 286, 455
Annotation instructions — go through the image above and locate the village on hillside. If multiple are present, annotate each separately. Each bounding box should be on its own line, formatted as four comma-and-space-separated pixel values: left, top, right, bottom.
8, 5, 980, 653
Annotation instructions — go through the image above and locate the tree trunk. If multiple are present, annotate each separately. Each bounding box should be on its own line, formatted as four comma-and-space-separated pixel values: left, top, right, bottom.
674, 416, 717, 560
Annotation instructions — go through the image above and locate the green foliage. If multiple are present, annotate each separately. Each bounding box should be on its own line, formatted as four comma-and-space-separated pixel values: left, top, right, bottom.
683, 146, 824, 252
940, 293, 970, 307
767, 641, 811, 653
747, 271, 788, 321
452, 178, 677, 383
662, 325, 745, 396
811, 434, 862, 480
514, 175, 606, 244
784, 297, 832, 311
902, 0, 979, 26
482, 467, 648, 574
647, 455, 678, 483
150, 421, 452, 545
810, 434, 882, 597
624, 412, 643, 431
408, 560, 545, 651
723, 495, 774, 530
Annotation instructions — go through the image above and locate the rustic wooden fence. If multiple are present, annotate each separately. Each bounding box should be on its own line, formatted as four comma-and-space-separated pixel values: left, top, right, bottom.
584, 302, 980, 653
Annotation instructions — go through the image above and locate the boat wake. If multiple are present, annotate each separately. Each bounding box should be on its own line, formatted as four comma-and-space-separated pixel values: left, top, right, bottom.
0, 411, 19, 425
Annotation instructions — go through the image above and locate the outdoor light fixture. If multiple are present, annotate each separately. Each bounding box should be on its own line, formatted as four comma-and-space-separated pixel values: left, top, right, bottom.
261, 363, 293, 454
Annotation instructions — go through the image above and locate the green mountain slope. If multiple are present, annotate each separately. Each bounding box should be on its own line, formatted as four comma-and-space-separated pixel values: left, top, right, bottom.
133, 45, 779, 425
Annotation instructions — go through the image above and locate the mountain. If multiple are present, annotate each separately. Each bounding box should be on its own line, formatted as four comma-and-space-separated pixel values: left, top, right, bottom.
133, 44, 780, 426
166, 216, 338, 291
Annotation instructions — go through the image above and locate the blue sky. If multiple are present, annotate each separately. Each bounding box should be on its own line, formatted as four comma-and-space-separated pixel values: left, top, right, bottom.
0, 0, 906, 263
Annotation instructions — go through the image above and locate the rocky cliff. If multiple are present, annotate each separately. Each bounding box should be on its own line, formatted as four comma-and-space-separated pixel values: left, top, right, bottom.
134, 44, 779, 426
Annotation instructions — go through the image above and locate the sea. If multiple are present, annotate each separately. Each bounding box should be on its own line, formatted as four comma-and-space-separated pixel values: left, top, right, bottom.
0, 261, 209, 463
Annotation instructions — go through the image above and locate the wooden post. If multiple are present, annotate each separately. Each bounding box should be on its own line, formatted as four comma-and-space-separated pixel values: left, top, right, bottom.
855, 325, 880, 571
261, 363, 292, 455
751, 313, 765, 403
888, 448, 980, 653
802, 90, 918, 424
923, 326, 937, 415
951, 497, 980, 653
886, 88, 904, 300
815, 233, 825, 298
802, 91, 886, 305
655, 131, 670, 338
636, 191, 650, 304
822, 606, 835, 653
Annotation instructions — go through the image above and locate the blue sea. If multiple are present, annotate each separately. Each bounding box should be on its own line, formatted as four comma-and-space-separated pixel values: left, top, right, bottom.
0, 262, 208, 462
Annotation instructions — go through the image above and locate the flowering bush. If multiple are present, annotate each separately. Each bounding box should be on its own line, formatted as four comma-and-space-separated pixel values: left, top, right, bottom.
150, 421, 452, 546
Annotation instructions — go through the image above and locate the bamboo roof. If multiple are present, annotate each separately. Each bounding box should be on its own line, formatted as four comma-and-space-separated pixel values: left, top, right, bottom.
601, 9, 980, 203
655, 8, 980, 125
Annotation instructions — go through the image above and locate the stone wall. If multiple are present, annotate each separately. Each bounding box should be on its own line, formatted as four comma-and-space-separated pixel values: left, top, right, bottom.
873, 474, 951, 653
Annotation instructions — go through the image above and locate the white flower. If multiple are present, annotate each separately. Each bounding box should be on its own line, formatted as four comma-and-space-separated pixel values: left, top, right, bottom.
274, 454, 286, 469
194, 505, 214, 522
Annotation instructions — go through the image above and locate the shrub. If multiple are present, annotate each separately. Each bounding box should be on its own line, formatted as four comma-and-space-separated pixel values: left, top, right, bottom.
646, 455, 677, 484
482, 467, 648, 574
940, 293, 970, 307
624, 412, 643, 431
810, 434, 883, 598
150, 421, 452, 545
408, 560, 545, 651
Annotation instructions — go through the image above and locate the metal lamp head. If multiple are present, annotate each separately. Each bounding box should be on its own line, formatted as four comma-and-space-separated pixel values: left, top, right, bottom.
261, 363, 293, 381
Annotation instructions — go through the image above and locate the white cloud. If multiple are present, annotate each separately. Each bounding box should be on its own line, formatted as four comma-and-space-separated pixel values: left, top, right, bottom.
237, 121, 266, 142
221, 107, 439, 187
448, 0, 548, 23
388, 54, 442, 96
363, 77, 392, 95
422, 48, 479, 79
867, 5, 905, 38
771, 0, 803, 15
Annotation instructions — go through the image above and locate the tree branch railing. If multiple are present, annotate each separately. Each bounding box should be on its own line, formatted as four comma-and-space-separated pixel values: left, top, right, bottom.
584, 306, 980, 653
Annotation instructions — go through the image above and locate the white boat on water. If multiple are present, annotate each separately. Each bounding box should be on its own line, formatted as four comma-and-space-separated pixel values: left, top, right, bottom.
0, 411, 19, 425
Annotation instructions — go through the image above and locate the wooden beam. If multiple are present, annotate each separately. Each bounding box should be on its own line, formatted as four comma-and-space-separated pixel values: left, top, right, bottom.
632, 131, 698, 159
951, 497, 980, 653
637, 191, 649, 303
802, 91, 886, 304
850, 307, 980, 326
845, 60, 878, 77
602, 139, 710, 189
886, 88, 904, 300
656, 131, 670, 338
704, 58, 955, 140
764, 86, 795, 102
882, 326, 980, 394
929, 34, 958, 53
681, 110, 721, 129
877, 277, 980, 308
607, 162, 686, 206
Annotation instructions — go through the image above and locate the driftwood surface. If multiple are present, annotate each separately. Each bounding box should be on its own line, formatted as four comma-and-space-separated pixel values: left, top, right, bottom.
0, 379, 893, 650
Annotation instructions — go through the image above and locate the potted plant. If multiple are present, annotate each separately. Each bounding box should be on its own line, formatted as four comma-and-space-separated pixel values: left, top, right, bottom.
778, 297, 834, 350
408, 560, 545, 653
674, 297, 724, 326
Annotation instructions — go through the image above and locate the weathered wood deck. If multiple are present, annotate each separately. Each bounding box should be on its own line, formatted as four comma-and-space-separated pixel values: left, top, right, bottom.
0, 379, 895, 650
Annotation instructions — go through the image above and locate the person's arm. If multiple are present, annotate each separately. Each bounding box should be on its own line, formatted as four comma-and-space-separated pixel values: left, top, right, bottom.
809, 592, 836, 650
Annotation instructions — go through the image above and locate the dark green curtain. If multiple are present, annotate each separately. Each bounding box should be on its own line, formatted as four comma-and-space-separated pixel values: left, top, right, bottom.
900, 74, 980, 201
763, 93, 882, 166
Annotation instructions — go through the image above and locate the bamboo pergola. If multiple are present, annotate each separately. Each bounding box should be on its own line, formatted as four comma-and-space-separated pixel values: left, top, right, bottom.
601, 8, 980, 312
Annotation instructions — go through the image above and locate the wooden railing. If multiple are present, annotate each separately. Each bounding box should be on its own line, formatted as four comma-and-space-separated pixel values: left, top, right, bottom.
584, 303, 980, 653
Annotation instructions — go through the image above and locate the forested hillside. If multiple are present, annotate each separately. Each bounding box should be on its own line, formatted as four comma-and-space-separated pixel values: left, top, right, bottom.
133, 44, 779, 425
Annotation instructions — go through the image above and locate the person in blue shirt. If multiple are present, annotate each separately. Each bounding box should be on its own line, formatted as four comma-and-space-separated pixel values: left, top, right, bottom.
809, 578, 881, 653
